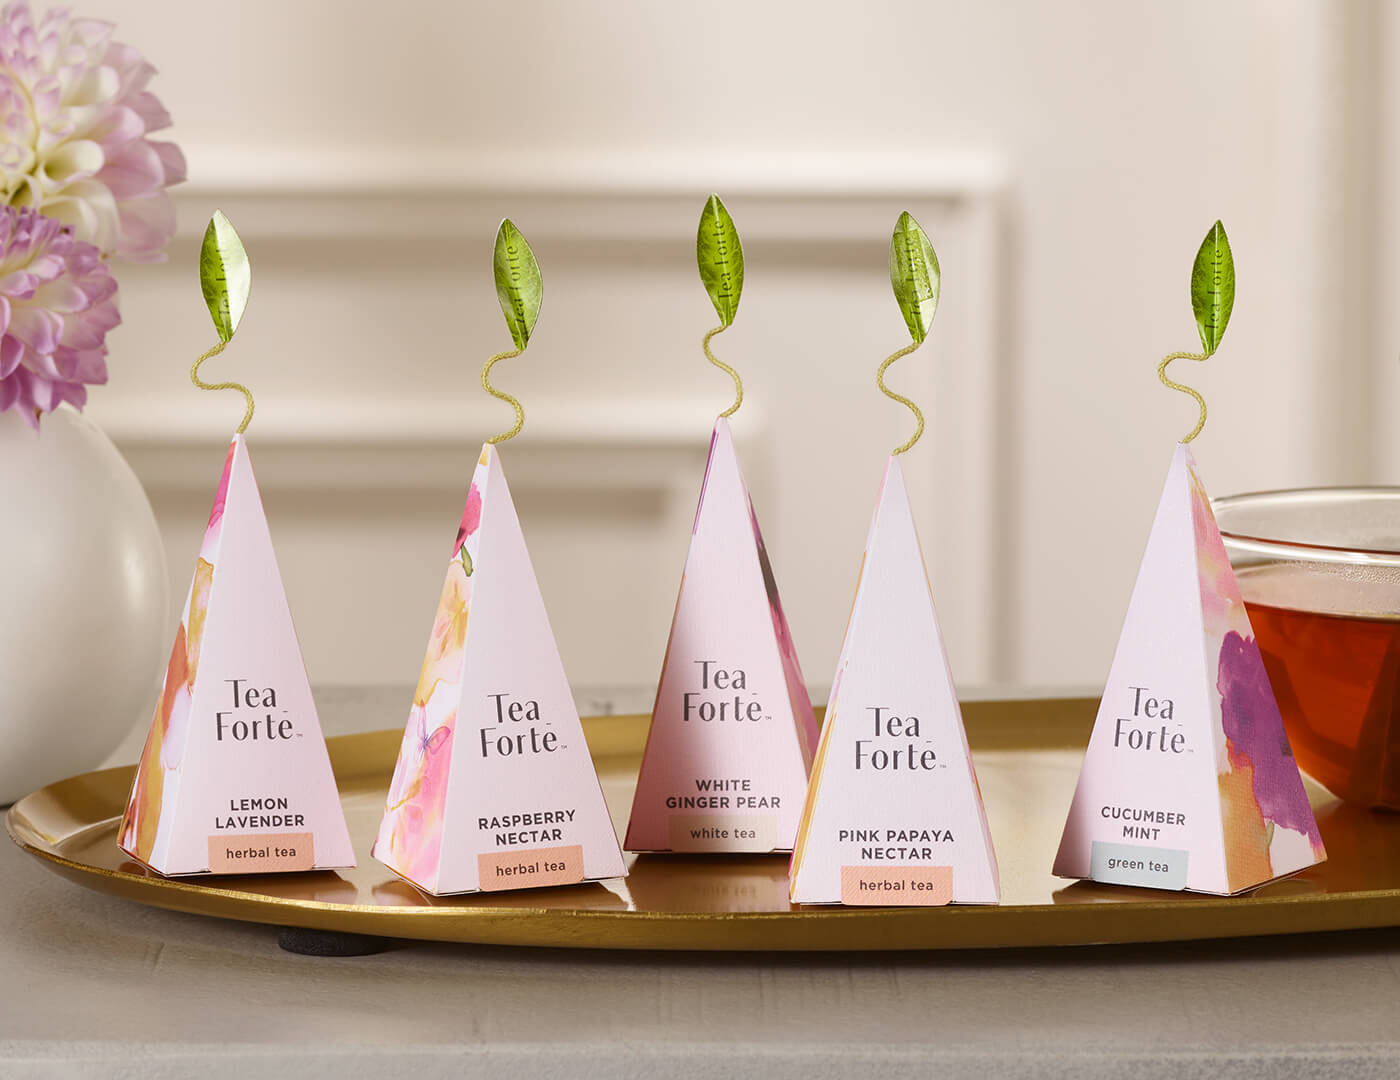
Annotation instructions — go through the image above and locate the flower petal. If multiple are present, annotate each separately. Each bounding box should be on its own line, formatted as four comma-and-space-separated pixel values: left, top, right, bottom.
0, 270, 39, 298
127, 89, 170, 133
0, 331, 23, 379
151, 139, 185, 186
9, 302, 60, 352
36, 276, 89, 314
112, 191, 174, 261
39, 138, 104, 185
98, 138, 161, 199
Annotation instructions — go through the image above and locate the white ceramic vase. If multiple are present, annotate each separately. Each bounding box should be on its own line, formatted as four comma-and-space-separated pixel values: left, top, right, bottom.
0, 406, 168, 803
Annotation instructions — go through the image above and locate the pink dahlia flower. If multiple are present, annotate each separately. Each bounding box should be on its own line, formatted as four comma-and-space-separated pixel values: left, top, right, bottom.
0, 3, 185, 262
0, 204, 118, 425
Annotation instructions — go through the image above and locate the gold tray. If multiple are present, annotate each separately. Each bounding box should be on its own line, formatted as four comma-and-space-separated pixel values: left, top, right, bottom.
9, 697, 1400, 950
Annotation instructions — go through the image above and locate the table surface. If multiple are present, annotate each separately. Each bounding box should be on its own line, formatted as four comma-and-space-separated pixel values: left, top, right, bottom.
5, 687, 1400, 1080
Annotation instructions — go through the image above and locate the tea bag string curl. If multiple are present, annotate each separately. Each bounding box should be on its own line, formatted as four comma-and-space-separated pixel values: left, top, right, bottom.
481, 346, 524, 443
877, 339, 924, 455
703, 324, 743, 418
190, 340, 255, 434
1156, 351, 1208, 443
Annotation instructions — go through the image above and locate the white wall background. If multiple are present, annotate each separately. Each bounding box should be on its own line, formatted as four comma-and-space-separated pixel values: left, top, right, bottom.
80, 0, 1397, 699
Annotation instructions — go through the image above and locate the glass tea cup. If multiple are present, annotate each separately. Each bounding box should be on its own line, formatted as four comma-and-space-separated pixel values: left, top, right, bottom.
1217, 489, 1400, 809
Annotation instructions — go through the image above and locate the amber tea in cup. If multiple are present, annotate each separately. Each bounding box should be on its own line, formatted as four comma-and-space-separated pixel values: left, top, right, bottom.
1218, 489, 1400, 809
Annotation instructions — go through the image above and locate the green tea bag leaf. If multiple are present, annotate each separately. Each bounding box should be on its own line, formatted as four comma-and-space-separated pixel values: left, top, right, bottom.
199, 210, 250, 343
1191, 220, 1235, 356
697, 194, 744, 326
494, 219, 543, 350
889, 211, 940, 344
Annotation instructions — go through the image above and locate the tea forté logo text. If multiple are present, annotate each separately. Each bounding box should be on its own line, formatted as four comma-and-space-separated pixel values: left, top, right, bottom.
215, 679, 296, 741
479, 693, 560, 758
683, 660, 769, 722
855, 706, 939, 771
1114, 686, 1187, 754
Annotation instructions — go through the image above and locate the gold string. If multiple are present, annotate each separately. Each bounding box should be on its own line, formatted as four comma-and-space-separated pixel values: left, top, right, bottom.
190, 341, 254, 434
703, 324, 743, 418
877, 340, 925, 455
1157, 350, 1208, 443
482, 347, 524, 443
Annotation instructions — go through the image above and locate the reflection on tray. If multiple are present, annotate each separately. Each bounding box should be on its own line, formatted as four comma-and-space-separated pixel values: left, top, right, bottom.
371, 877, 629, 911
626, 854, 795, 913
1051, 879, 1223, 905
1050, 869, 1328, 905
1311, 798, 1400, 893
117, 861, 362, 904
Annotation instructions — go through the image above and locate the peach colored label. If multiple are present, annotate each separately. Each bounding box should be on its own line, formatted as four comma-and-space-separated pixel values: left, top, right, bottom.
478, 845, 584, 892
207, 833, 315, 874
667, 814, 779, 852
840, 865, 953, 906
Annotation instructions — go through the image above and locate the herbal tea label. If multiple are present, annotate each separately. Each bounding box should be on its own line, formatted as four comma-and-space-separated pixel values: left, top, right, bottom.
209, 833, 315, 874
478, 845, 583, 891
1053, 444, 1325, 894
626, 418, 819, 853
119, 436, 354, 876
790, 458, 998, 905
374, 444, 625, 895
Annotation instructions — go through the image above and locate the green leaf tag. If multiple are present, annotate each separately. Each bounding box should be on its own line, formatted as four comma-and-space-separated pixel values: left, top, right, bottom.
1191, 220, 1235, 356
889, 211, 940, 344
494, 219, 543, 350
199, 210, 250, 343
697, 194, 744, 326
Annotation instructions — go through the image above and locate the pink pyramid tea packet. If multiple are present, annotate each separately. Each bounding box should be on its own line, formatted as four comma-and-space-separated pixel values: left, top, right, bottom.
120, 435, 355, 875
790, 457, 998, 905
374, 443, 627, 894
1054, 444, 1325, 893
626, 418, 820, 853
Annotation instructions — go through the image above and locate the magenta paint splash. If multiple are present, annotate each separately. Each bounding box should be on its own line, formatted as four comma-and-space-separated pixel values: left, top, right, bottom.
1218, 630, 1323, 849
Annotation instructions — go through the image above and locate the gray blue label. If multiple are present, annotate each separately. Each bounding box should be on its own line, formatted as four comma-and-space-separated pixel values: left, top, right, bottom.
1090, 840, 1188, 891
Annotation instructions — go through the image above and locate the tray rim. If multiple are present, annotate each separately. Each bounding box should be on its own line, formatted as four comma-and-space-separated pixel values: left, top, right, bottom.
10, 697, 1400, 951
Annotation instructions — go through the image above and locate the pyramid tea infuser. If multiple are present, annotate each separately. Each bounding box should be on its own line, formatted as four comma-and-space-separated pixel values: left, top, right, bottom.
625, 195, 820, 854
118, 212, 355, 876
789, 212, 999, 906
373, 220, 626, 895
1053, 222, 1326, 895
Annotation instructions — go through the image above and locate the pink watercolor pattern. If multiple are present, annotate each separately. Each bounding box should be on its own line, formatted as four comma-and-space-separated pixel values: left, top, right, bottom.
374, 447, 491, 889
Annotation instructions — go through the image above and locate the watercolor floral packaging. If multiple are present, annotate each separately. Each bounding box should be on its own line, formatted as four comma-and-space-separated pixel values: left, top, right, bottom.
119, 205, 1324, 906
1053, 223, 1324, 895
120, 214, 353, 876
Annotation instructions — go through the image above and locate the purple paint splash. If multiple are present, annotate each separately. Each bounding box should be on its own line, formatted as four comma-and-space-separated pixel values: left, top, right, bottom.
1218, 631, 1323, 848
